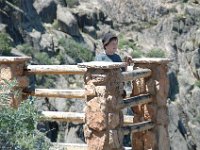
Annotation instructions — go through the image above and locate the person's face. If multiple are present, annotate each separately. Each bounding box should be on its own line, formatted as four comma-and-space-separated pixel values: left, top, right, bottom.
105, 38, 118, 55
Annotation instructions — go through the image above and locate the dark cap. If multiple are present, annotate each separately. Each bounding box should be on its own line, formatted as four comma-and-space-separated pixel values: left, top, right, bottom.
102, 32, 118, 47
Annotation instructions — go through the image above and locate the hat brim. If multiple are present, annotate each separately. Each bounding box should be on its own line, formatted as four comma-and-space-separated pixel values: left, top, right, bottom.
103, 36, 118, 47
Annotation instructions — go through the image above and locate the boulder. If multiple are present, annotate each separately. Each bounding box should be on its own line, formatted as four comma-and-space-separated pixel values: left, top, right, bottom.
33, 0, 57, 23
82, 26, 97, 39
56, 5, 80, 37
0, 24, 7, 32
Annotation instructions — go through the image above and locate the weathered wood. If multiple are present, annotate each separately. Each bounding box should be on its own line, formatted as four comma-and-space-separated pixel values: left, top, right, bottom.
122, 68, 151, 81
124, 115, 134, 125
0, 56, 31, 63
40, 111, 85, 123
25, 65, 87, 74
26, 89, 85, 99
132, 58, 172, 64
78, 61, 126, 69
50, 143, 132, 150
119, 93, 152, 109
51, 143, 87, 150
123, 121, 154, 133
40, 111, 134, 125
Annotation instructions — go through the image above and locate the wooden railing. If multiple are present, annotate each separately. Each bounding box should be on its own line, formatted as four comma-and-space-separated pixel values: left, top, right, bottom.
0, 56, 171, 150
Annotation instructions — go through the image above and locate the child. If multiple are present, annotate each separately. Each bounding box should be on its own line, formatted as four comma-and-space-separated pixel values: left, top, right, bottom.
95, 32, 133, 98
95, 32, 126, 71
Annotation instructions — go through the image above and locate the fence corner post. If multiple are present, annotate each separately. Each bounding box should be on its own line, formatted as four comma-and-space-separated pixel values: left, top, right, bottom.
131, 58, 171, 150
78, 61, 126, 150
0, 56, 31, 108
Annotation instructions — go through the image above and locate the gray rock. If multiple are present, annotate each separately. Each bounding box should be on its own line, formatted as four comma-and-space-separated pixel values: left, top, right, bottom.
56, 5, 80, 37
168, 102, 188, 150
70, 1, 107, 33
82, 26, 97, 39
29, 30, 42, 51
0, 24, 7, 32
182, 41, 195, 52
190, 48, 200, 78
33, 0, 57, 23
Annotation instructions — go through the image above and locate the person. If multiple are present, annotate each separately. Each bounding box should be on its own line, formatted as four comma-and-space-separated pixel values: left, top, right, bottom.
95, 32, 127, 71
95, 32, 132, 98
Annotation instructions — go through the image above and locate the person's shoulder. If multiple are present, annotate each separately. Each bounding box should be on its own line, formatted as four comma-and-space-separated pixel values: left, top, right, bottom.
113, 53, 122, 60
95, 53, 107, 61
113, 53, 121, 57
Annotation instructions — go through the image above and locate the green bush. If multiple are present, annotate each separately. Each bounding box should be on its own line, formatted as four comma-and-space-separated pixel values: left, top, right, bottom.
146, 48, 165, 58
17, 44, 54, 65
58, 38, 94, 62
118, 35, 143, 58
131, 49, 143, 58
118, 35, 137, 50
195, 80, 200, 88
17, 44, 34, 56
0, 80, 51, 150
52, 19, 60, 30
0, 32, 12, 55
65, 0, 79, 7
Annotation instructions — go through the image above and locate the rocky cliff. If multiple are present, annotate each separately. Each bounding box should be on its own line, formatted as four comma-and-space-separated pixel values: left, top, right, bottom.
0, 0, 200, 149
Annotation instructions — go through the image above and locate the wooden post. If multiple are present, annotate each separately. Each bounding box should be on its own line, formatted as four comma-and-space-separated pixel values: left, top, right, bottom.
131, 58, 171, 150
0, 56, 31, 108
78, 61, 126, 150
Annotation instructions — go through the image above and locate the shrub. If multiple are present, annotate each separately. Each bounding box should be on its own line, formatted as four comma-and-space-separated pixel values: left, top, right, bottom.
0, 32, 12, 55
131, 49, 143, 58
194, 80, 200, 88
118, 35, 137, 50
17, 43, 34, 56
58, 37, 94, 62
118, 35, 143, 58
0, 80, 51, 149
65, 0, 79, 7
17, 44, 54, 65
52, 19, 60, 30
146, 48, 165, 58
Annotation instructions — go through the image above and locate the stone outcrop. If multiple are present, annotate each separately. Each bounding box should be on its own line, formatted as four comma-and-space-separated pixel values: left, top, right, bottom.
33, 0, 57, 23
56, 5, 80, 37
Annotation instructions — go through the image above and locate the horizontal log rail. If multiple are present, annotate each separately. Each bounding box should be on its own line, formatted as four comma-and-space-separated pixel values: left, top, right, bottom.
25, 65, 87, 75
132, 58, 172, 64
40, 111, 134, 125
51, 143, 132, 150
123, 121, 154, 134
40, 111, 85, 123
51, 143, 87, 150
122, 68, 151, 81
119, 93, 152, 109
25, 89, 85, 99
0, 56, 31, 63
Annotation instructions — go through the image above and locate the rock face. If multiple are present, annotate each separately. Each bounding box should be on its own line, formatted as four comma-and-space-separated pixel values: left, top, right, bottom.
1, 0, 200, 149
33, 0, 57, 23
56, 5, 80, 37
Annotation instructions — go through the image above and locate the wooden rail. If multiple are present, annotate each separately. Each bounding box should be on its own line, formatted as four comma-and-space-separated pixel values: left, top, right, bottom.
122, 68, 151, 81
119, 93, 152, 109
26, 89, 85, 99
40, 111, 134, 125
26, 65, 87, 74
123, 121, 154, 134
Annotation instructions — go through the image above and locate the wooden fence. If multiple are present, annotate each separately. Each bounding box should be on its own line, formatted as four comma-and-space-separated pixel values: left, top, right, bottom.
0, 56, 171, 150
